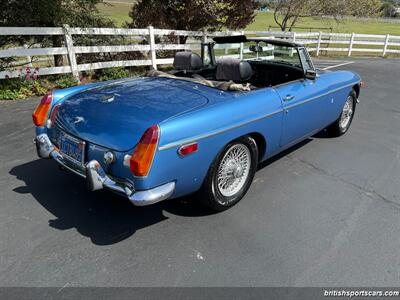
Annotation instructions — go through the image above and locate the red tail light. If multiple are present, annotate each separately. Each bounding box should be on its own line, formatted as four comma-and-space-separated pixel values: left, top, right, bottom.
48, 104, 60, 128
130, 125, 160, 177
32, 93, 53, 126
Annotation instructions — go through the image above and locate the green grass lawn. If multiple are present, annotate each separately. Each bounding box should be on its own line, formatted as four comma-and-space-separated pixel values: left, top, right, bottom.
98, 2, 133, 26
98, 3, 400, 36
248, 12, 400, 35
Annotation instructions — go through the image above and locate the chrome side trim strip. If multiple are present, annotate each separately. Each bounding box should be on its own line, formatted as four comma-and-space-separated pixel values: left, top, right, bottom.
158, 109, 283, 151
158, 82, 358, 151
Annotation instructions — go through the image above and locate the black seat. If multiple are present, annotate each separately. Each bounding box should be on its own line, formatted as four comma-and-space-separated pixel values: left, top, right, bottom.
215, 58, 252, 83
173, 51, 203, 72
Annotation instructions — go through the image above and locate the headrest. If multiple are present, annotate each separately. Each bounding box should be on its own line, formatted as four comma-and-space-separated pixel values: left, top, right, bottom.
173, 52, 203, 71
215, 58, 253, 82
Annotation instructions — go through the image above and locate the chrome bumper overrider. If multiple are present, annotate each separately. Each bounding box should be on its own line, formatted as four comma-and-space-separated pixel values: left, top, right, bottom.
34, 134, 175, 206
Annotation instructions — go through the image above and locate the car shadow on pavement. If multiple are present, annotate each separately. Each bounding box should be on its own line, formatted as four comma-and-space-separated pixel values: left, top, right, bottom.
9, 159, 212, 246
9, 138, 313, 246
257, 138, 312, 171
312, 129, 334, 139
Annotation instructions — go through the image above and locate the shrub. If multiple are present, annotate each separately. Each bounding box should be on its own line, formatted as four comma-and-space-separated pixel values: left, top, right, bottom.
0, 69, 145, 100
31, 80, 48, 96
0, 89, 28, 100
0, 79, 34, 100
54, 75, 79, 89
0, 75, 80, 100
96, 67, 130, 81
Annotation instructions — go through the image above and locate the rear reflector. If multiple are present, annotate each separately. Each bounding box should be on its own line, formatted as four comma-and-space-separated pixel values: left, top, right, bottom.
32, 93, 53, 126
178, 143, 198, 156
130, 125, 160, 177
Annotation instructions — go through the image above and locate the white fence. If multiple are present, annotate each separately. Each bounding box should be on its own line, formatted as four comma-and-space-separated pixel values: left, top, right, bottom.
0, 26, 201, 80
292, 31, 400, 57
1, 26, 400, 80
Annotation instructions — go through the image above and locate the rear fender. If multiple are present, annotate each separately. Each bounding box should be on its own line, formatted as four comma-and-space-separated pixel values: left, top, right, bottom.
134, 88, 284, 197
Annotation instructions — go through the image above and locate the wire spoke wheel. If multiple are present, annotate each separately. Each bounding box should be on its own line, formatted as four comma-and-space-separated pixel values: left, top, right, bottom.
198, 136, 258, 212
339, 96, 354, 131
326, 90, 357, 138
216, 144, 251, 200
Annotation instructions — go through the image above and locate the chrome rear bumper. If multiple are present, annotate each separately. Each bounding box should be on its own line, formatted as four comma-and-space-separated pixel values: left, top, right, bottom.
34, 134, 175, 206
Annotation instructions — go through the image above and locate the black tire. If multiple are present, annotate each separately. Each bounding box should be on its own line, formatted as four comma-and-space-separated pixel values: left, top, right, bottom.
326, 90, 357, 137
197, 136, 258, 212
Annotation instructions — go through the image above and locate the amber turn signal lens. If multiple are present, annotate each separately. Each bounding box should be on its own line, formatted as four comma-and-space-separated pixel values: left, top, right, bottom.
32, 93, 53, 126
130, 125, 160, 177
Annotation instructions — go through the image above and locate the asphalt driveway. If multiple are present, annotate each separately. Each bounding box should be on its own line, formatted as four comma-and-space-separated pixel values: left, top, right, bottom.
1, 58, 400, 287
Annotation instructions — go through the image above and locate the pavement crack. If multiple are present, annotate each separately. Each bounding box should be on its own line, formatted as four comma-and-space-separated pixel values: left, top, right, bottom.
287, 155, 400, 210
294, 193, 373, 286
57, 282, 69, 293
288, 155, 386, 285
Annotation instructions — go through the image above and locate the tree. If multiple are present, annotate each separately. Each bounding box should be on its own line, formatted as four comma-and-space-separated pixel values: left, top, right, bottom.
273, 0, 381, 31
345, 0, 381, 17
381, 1, 398, 17
1, 0, 114, 67
127, 0, 259, 42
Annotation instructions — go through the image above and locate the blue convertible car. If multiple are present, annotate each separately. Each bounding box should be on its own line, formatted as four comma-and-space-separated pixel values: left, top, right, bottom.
33, 35, 363, 211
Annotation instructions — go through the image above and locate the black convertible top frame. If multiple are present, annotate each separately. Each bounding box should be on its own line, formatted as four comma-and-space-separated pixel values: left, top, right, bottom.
212, 35, 301, 48
196, 35, 316, 84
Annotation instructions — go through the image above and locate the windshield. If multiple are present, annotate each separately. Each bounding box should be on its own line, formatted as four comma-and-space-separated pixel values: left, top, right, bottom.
213, 41, 302, 69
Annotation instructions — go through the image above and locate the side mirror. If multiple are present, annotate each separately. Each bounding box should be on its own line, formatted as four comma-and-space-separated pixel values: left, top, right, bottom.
305, 69, 317, 80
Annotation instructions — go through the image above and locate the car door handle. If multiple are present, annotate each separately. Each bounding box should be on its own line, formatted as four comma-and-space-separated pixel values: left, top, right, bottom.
284, 95, 295, 101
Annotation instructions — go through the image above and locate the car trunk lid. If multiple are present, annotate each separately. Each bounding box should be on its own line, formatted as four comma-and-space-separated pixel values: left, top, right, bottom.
55, 78, 209, 151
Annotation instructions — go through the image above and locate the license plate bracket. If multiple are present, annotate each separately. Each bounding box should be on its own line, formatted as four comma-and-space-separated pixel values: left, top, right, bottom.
59, 132, 85, 166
